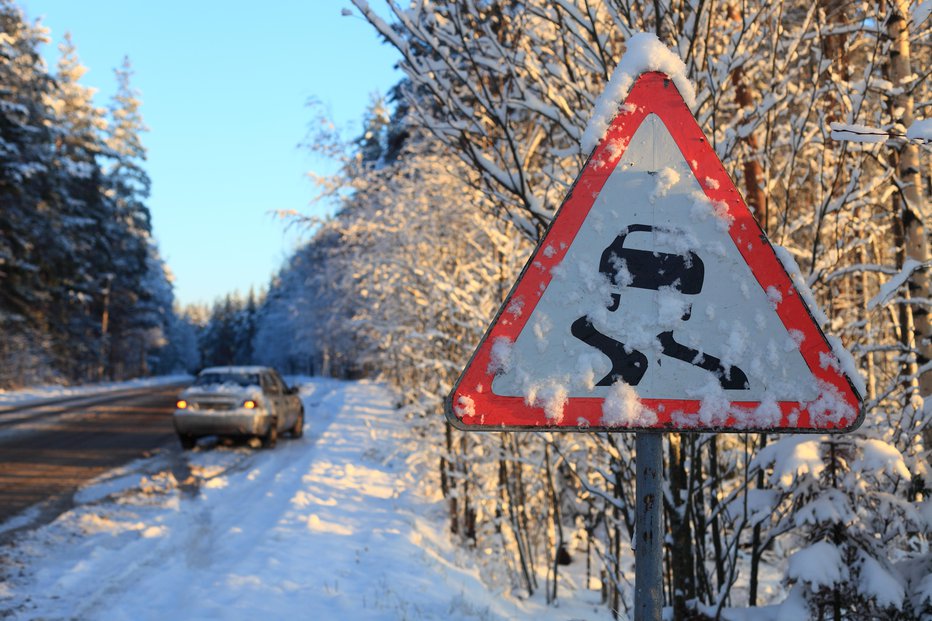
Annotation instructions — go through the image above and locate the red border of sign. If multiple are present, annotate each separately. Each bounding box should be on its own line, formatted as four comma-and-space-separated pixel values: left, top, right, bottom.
445, 72, 863, 432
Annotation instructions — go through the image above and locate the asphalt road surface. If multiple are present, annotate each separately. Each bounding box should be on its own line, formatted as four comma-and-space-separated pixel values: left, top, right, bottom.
0, 383, 188, 536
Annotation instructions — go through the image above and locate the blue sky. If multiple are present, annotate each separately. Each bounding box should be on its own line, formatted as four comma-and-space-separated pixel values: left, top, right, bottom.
20, 1, 400, 307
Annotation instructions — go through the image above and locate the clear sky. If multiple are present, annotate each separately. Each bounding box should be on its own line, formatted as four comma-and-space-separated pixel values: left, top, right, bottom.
19, 1, 400, 308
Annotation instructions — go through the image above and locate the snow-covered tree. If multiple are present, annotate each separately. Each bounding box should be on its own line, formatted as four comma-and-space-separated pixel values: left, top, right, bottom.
100, 56, 159, 380
0, 0, 60, 385
43, 32, 114, 380
329, 2, 932, 618
0, 3, 174, 387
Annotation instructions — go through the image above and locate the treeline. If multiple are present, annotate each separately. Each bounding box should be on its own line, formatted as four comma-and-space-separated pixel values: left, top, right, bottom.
186, 290, 261, 370
0, 1, 193, 387
273, 1, 931, 620
165, 278, 355, 378
189, 282, 345, 376
181, 288, 332, 376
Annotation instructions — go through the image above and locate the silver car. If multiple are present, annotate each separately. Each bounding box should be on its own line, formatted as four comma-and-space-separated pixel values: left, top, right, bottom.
173, 366, 304, 450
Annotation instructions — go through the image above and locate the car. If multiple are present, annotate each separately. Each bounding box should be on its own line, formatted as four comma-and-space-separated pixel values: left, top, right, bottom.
172, 366, 304, 450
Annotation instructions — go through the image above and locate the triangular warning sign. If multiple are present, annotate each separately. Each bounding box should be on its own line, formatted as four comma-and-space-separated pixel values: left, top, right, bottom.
446, 72, 863, 432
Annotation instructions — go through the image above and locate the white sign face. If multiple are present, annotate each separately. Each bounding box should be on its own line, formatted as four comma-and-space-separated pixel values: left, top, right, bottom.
491, 115, 817, 409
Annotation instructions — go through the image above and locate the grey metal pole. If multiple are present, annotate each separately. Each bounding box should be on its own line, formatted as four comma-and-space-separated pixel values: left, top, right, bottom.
635, 432, 663, 621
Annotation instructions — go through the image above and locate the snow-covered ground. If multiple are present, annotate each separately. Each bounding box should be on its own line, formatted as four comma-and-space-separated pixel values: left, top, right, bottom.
0, 377, 612, 620
0, 374, 191, 409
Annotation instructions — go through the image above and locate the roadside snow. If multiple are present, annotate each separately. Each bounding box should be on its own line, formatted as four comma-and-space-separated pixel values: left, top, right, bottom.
0, 378, 611, 621
0, 374, 191, 409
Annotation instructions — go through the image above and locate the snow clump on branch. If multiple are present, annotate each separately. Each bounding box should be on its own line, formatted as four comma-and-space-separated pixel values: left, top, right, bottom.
581, 32, 696, 154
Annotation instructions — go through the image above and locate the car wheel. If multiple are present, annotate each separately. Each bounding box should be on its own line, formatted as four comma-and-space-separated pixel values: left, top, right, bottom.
291, 408, 305, 439
178, 434, 197, 450
262, 419, 278, 449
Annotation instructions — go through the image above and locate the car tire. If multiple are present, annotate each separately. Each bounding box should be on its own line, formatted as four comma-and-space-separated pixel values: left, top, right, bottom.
179, 434, 197, 450
291, 408, 305, 439
262, 419, 278, 449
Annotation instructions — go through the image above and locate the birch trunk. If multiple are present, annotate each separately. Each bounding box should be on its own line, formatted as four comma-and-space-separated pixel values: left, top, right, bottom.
887, 0, 932, 453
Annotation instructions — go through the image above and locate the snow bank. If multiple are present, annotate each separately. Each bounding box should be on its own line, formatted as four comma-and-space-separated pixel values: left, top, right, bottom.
0, 374, 191, 409
0, 378, 614, 621
581, 32, 696, 154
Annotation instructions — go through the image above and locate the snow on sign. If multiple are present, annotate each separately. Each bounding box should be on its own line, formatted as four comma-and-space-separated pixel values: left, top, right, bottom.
446, 72, 863, 433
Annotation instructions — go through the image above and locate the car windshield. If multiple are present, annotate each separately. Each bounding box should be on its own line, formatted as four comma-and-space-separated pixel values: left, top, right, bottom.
193, 373, 260, 388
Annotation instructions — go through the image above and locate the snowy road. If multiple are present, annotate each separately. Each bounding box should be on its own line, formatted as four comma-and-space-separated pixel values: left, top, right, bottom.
0, 378, 608, 621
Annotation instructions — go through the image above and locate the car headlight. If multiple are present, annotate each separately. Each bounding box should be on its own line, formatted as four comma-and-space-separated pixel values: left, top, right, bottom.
242, 400, 257, 409
176, 399, 188, 409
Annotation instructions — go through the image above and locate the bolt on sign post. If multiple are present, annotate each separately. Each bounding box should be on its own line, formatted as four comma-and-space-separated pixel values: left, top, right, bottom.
445, 71, 863, 620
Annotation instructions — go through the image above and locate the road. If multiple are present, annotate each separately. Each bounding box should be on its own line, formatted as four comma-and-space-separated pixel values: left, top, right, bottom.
0, 383, 188, 535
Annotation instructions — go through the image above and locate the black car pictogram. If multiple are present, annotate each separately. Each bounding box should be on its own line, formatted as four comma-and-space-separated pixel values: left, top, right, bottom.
572, 224, 750, 390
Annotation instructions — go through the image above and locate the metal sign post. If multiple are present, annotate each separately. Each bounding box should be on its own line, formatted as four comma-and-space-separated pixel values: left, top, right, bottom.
635, 433, 663, 620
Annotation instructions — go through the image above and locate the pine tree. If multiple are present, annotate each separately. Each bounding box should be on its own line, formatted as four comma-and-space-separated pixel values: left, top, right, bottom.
45, 32, 111, 380
0, 6, 173, 387
101, 56, 154, 379
233, 289, 258, 364
0, 1, 62, 385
